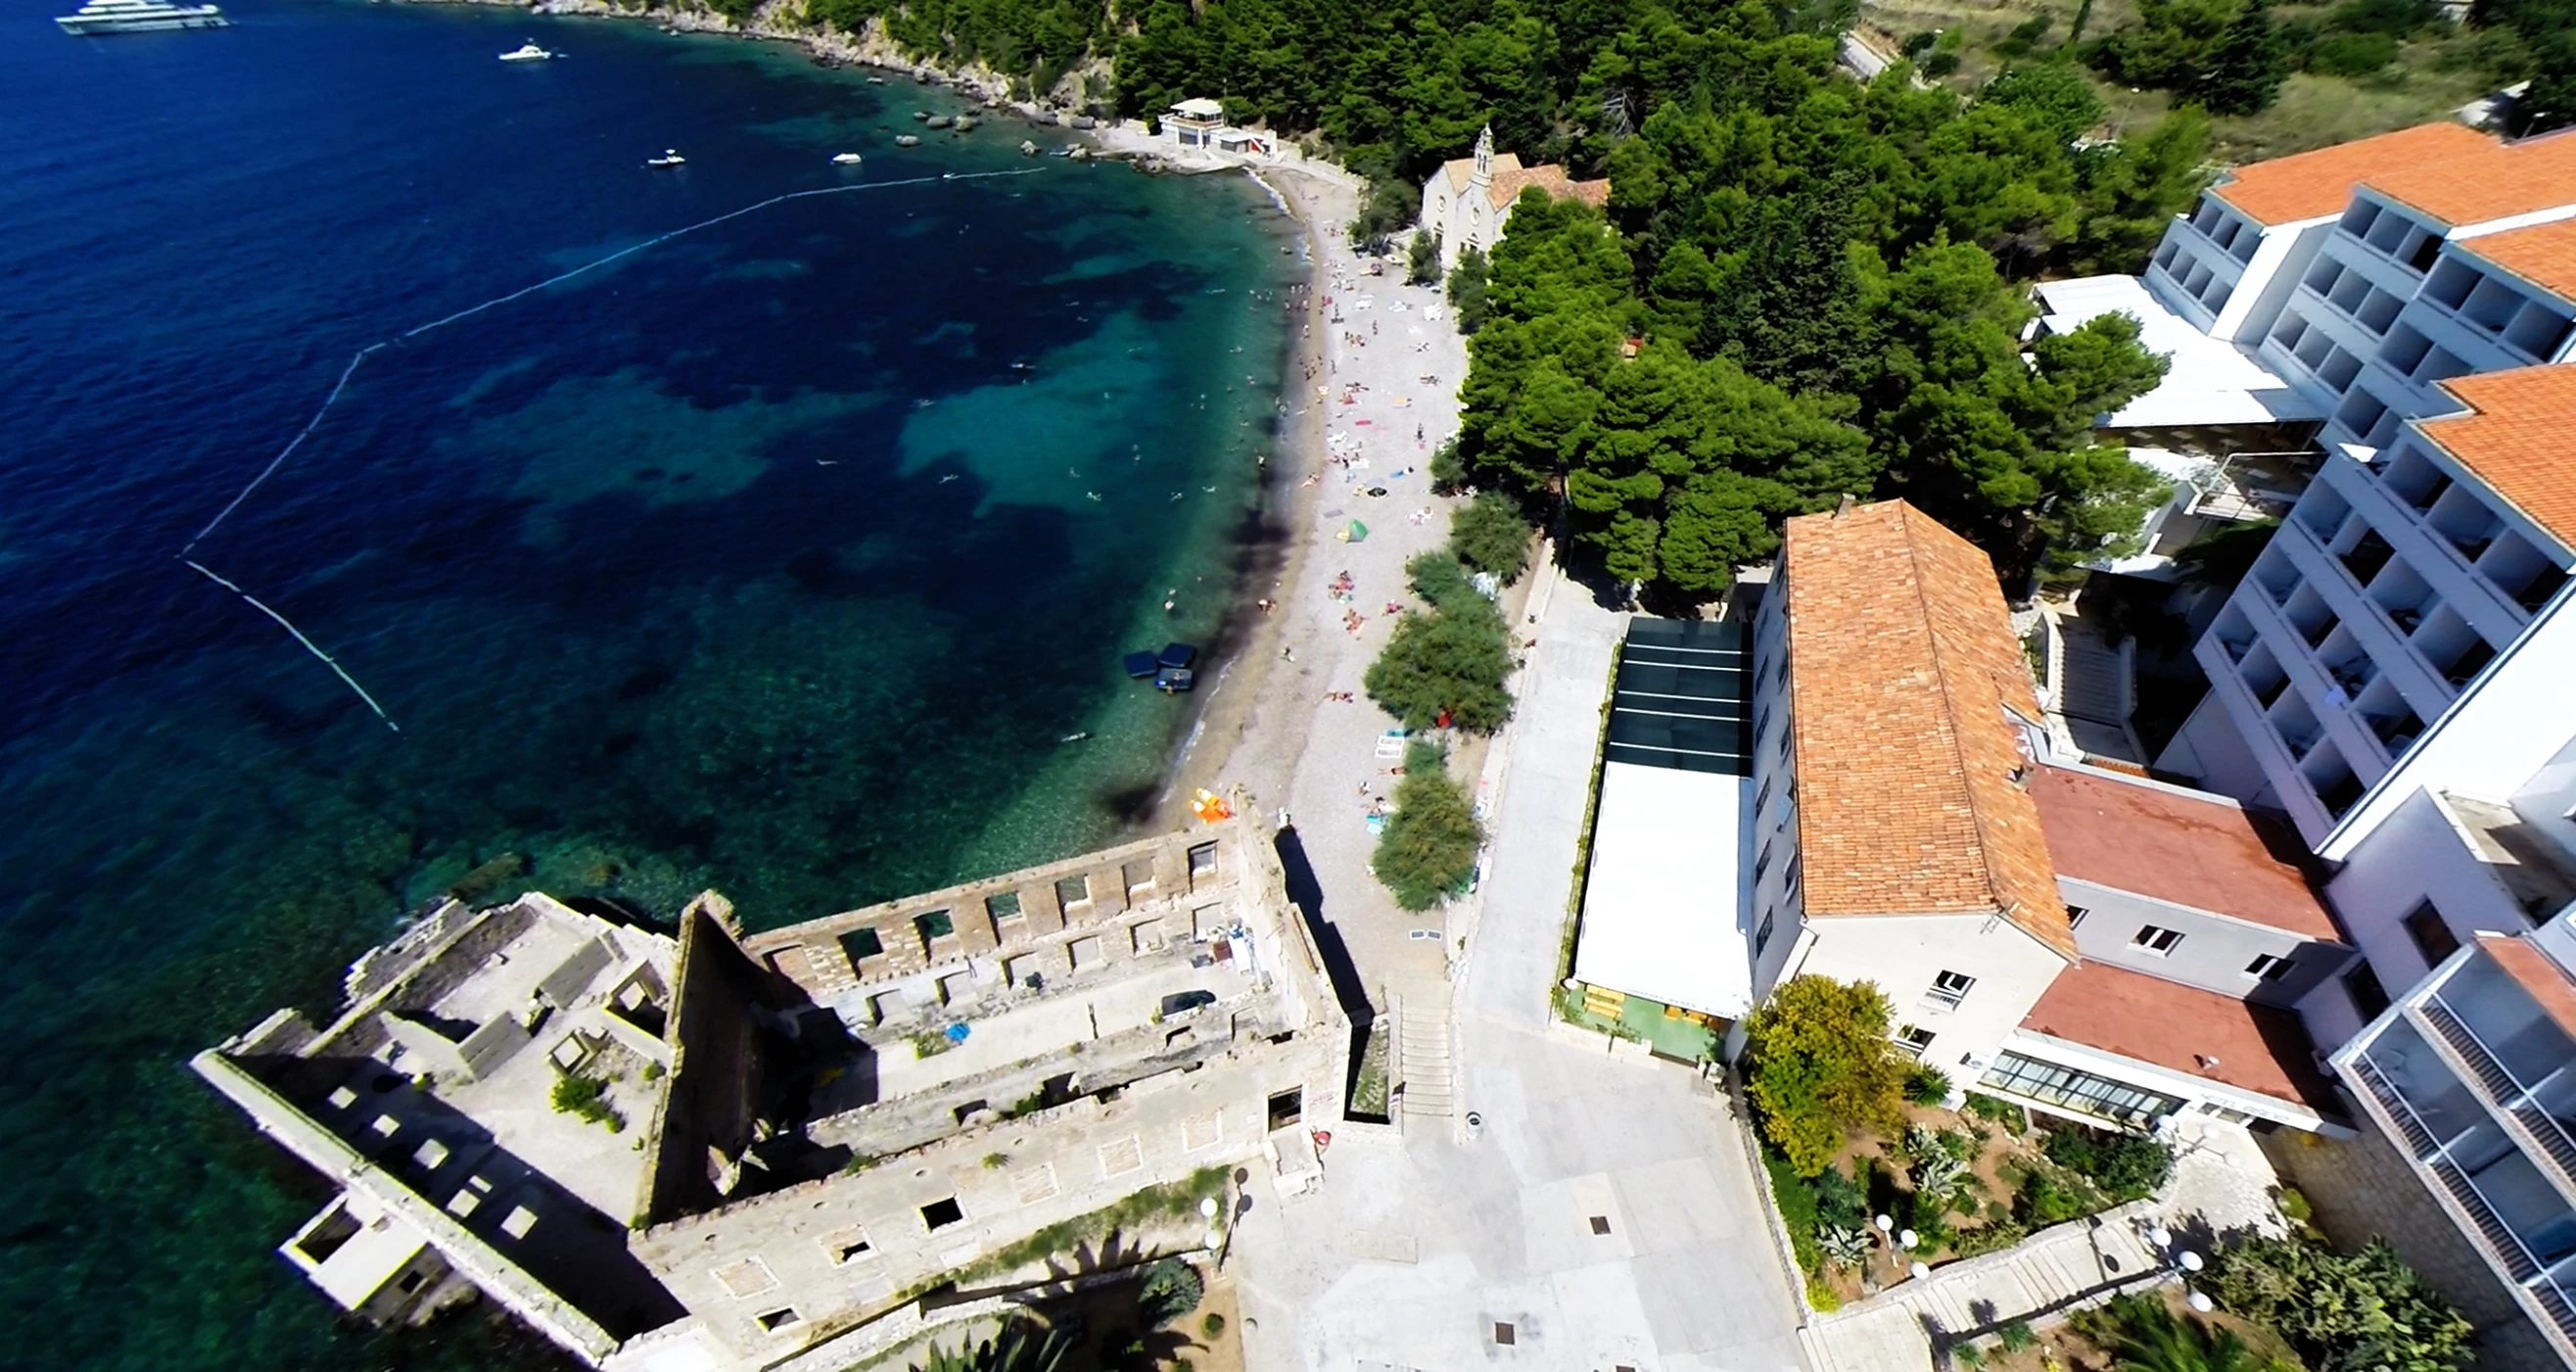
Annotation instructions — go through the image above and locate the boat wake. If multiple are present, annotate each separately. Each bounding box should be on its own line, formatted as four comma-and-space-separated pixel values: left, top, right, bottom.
179, 167, 1048, 733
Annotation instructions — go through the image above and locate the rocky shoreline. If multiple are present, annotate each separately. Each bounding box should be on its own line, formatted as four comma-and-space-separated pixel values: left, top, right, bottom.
398, 0, 1255, 170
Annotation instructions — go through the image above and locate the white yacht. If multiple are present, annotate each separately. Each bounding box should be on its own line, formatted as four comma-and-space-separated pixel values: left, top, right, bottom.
832, 152, 864, 165
57, 0, 228, 33
498, 40, 554, 62
645, 149, 685, 167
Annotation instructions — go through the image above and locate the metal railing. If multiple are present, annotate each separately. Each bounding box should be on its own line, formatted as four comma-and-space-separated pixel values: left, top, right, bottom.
2421, 999, 2576, 1188
2350, 1052, 2576, 1351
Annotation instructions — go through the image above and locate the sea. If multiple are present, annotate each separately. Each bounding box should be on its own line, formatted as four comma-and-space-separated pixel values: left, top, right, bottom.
0, 4, 1299, 1366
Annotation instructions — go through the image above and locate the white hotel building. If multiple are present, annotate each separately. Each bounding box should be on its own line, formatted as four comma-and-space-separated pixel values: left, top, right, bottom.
2036, 121, 2576, 1364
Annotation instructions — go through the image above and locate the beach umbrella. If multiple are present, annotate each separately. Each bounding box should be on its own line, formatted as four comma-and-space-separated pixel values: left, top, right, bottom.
1345, 520, 1369, 543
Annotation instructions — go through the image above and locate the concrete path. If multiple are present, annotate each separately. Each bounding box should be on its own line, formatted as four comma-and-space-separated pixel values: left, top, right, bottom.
1229, 587, 1809, 1372
1394, 979, 1453, 1124
1802, 1204, 2164, 1372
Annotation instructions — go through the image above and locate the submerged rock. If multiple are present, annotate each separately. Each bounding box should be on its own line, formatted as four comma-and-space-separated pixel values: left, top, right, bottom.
895, 134, 920, 147
953, 116, 975, 132
1019, 139, 1038, 156
925, 115, 953, 129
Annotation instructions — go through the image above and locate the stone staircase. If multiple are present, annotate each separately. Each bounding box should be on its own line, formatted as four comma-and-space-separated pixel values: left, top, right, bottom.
2044, 608, 2145, 764
1394, 980, 1455, 1124
1800, 1203, 2166, 1372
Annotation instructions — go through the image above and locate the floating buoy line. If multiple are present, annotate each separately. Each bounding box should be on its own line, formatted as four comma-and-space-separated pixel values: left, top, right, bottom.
180, 167, 1047, 733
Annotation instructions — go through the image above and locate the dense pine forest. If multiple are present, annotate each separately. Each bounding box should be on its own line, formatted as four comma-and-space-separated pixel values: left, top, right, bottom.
758, 0, 2563, 591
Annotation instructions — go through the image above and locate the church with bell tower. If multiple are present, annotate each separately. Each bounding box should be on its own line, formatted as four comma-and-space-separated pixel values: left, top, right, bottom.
1416, 124, 1612, 271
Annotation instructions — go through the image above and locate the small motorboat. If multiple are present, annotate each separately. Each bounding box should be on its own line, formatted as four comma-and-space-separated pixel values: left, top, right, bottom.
646, 149, 685, 167
498, 40, 553, 61
832, 152, 864, 165
894, 134, 920, 147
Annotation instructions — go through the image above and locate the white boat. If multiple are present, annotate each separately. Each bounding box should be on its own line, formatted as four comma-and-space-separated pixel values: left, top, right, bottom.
56, 0, 227, 33
832, 152, 864, 165
646, 149, 685, 167
498, 40, 553, 62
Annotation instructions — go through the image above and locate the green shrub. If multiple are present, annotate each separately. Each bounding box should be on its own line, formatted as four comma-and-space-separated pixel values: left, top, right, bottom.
2304, 28, 2398, 75
1962, 1093, 2027, 1129
1903, 1064, 1952, 1106
1812, 1164, 1869, 1230
1364, 557, 1515, 733
1429, 438, 1468, 492
1371, 740, 1486, 909
2275, 1185, 2314, 1226
1765, 1152, 1824, 1272
1804, 1274, 1844, 1311
2014, 1169, 2085, 1226
1200, 1311, 1226, 1339
1138, 1258, 1205, 1328
550, 1072, 625, 1132
1947, 1220, 2030, 1257
2040, 1124, 2174, 1202
2208, 1235, 2473, 1372
1407, 230, 1440, 286
1450, 492, 1534, 584
1952, 1340, 1987, 1368
1998, 1319, 2036, 1351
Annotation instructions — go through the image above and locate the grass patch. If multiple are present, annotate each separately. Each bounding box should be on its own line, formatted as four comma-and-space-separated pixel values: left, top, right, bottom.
1557, 644, 1622, 985
1350, 1020, 1392, 1117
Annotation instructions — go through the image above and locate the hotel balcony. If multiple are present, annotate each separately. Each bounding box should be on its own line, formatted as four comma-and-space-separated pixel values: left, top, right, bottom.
2341, 938, 2576, 1364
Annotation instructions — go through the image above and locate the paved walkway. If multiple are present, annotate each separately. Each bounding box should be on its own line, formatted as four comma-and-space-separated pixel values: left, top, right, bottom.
1230, 589, 1809, 1372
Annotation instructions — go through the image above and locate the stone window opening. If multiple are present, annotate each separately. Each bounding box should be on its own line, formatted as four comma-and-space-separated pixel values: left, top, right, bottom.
754, 1308, 801, 1333
1188, 841, 1218, 886
914, 910, 955, 949
1267, 1087, 1304, 1130
920, 1197, 964, 1231
1055, 875, 1092, 911
822, 1228, 872, 1264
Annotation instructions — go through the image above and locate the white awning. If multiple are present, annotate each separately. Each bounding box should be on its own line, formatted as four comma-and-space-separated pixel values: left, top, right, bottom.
1570, 761, 1755, 1019
2036, 275, 2323, 429
1168, 98, 1224, 119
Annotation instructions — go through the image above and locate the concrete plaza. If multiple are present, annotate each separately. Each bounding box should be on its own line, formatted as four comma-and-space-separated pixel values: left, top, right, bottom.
1228, 588, 1809, 1372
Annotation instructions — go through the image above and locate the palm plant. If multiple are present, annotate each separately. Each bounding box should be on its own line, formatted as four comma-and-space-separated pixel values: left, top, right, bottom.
2098, 1296, 2255, 1372
913, 1316, 1071, 1372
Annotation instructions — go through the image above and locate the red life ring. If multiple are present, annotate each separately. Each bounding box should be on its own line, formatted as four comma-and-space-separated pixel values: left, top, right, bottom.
1311, 1129, 1332, 1151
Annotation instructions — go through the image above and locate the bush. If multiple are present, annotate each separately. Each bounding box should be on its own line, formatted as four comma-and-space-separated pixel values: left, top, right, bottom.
1812, 1164, 1869, 1230
1903, 1064, 1952, 1106
2208, 1235, 2473, 1372
1429, 437, 1468, 492
550, 1072, 625, 1132
1743, 977, 1911, 1176
1364, 553, 1516, 733
2304, 28, 2398, 74
1138, 1257, 1204, 1328
1765, 1151, 1824, 1272
1200, 1311, 1225, 1339
1450, 492, 1533, 584
1445, 248, 1490, 335
1407, 230, 1440, 286
2013, 1169, 2085, 1226
1371, 740, 1485, 909
1998, 1319, 2037, 1351
2040, 1124, 2174, 1202
1947, 1220, 2030, 1257
1804, 1274, 1843, 1311
1962, 1093, 2027, 1129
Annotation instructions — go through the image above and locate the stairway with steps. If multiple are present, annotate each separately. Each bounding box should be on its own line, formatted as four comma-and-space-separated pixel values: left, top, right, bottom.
1394, 980, 1455, 1124
2046, 609, 2145, 764
1799, 1201, 2165, 1372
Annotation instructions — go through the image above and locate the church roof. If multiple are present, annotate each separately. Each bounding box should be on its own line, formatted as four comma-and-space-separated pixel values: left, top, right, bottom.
1441, 152, 1522, 195
1488, 164, 1611, 211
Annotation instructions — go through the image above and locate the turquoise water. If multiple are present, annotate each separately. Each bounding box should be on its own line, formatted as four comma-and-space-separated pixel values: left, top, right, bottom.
0, 5, 1296, 1366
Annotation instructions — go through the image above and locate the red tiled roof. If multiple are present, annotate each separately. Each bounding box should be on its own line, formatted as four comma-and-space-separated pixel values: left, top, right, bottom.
2363, 126, 2576, 228
2019, 962, 2340, 1114
2463, 216, 2576, 307
1440, 151, 1522, 196
2027, 765, 2341, 940
2211, 122, 2491, 227
2482, 934, 2576, 1042
1782, 501, 2075, 959
2419, 365, 2576, 553
1488, 164, 1610, 210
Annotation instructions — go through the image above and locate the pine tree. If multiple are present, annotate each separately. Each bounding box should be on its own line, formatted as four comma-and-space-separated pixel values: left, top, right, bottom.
2193, 0, 2290, 116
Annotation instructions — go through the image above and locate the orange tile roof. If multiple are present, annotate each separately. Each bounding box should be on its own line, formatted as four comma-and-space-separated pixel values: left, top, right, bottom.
2019, 962, 2341, 1114
2462, 216, 2576, 306
2418, 364, 2576, 552
1781, 501, 2075, 959
2211, 122, 2491, 227
2481, 934, 2576, 1042
2363, 126, 2576, 228
1488, 164, 1611, 211
2027, 765, 2341, 940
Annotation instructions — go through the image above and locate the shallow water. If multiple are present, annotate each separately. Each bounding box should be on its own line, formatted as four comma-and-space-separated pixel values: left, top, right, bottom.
0, 6, 1294, 1366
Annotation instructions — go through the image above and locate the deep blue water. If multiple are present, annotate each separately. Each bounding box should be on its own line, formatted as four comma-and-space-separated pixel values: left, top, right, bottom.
0, 4, 1296, 1366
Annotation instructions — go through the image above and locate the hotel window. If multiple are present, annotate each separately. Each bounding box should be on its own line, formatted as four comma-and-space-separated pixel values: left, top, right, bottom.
1754, 776, 1773, 817
1755, 908, 1776, 955
1923, 970, 1975, 1010
2403, 901, 2460, 968
1753, 840, 1774, 885
2066, 906, 2089, 929
2244, 953, 2292, 981
1979, 1051, 2185, 1129
1894, 1025, 1937, 1059
2345, 963, 2392, 1020
2132, 924, 2185, 955
1784, 854, 1803, 905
